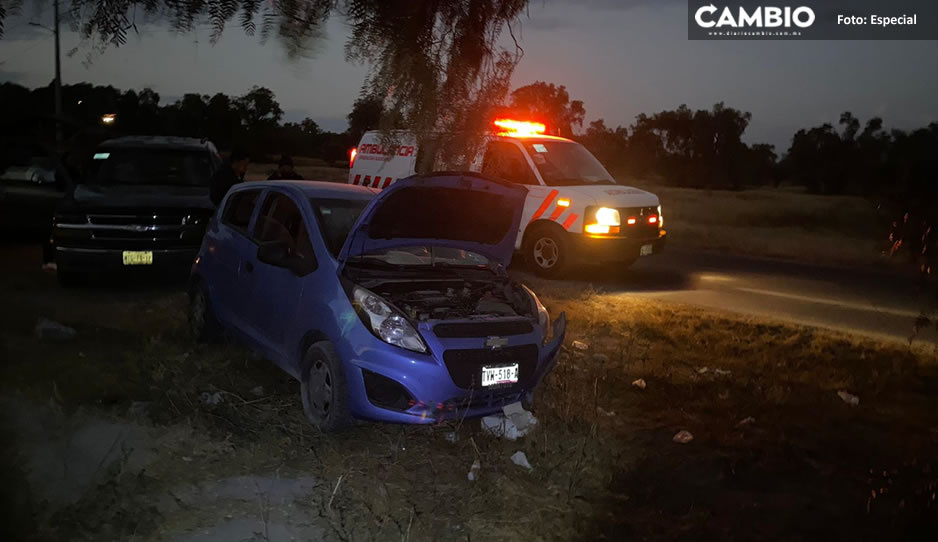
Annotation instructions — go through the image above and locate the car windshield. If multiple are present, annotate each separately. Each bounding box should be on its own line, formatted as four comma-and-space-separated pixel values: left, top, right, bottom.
85, 149, 213, 187
358, 246, 490, 268
311, 197, 372, 256
521, 140, 616, 186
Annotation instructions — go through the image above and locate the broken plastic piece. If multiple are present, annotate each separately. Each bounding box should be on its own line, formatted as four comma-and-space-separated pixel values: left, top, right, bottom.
631, 378, 647, 390
468, 459, 481, 481
572, 340, 589, 351
673, 430, 694, 444
511, 451, 532, 471
837, 390, 860, 406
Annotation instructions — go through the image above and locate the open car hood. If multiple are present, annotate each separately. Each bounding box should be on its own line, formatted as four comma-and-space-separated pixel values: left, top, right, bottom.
338, 173, 527, 268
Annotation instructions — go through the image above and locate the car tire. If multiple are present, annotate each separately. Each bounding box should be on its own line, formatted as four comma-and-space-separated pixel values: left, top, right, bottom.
524, 224, 569, 278
300, 341, 351, 432
189, 281, 221, 343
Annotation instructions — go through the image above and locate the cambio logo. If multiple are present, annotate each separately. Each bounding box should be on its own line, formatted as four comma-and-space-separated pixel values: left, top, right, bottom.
695, 4, 816, 29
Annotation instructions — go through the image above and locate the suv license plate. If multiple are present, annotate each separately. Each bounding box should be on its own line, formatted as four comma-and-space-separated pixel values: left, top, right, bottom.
481, 363, 519, 387
640, 244, 653, 256
122, 251, 153, 266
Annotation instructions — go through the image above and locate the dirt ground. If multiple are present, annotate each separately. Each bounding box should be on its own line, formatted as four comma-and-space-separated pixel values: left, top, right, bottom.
1, 244, 937, 541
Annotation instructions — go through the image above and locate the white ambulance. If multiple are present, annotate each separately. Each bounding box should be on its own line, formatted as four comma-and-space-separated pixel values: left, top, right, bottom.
347, 119, 666, 277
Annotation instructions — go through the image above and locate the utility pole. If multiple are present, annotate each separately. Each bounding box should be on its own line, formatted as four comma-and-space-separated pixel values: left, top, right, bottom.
53, 0, 63, 152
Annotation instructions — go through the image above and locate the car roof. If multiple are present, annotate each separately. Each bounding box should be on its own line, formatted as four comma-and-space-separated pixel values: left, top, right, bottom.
232, 180, 378, 201
97, 136, 217, 152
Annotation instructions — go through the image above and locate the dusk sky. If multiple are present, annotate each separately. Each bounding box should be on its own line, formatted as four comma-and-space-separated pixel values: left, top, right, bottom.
2, 1, 936, 150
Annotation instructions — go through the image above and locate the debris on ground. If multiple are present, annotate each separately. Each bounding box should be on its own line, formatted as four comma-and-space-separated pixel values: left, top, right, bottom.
696, 366, 710, 375
593, 353, 609, 364
481, 402, 538, 440
837, 390, 860, 406
511, 451, 533, 471
737, 416, 756, 427
34, 317, 77, 341
596, 407, 616, 417
673, 430, 694, 444
443, 431, 458, 443
200, 391, 224, 406
250, 386, 264, 397
572, 340, 589, 351
631, 378, 647, 390
467, 459, 481, 481
713, 368, 732, 376
127, 401, 151, 417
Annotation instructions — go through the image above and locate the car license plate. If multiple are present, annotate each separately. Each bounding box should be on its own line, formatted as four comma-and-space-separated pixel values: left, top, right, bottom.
122, 251, 153, 266
481, 363, 519, 387
640, 244, 653, 256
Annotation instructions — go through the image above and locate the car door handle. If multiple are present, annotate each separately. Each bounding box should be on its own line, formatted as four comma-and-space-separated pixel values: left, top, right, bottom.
245, 261, 254, 273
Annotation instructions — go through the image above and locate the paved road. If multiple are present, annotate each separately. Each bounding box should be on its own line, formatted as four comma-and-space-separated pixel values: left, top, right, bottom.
3, 241, 935, 344
529, 248, 937, 345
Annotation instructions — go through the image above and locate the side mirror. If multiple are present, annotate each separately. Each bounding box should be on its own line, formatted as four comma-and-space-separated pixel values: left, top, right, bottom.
256, 241, 290, 267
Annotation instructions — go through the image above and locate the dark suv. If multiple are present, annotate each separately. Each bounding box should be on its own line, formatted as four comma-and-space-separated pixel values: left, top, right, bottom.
53, 136, 220, 284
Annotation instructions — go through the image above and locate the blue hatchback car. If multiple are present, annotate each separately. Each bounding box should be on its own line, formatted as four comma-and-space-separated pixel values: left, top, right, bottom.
189, 173, 566, 431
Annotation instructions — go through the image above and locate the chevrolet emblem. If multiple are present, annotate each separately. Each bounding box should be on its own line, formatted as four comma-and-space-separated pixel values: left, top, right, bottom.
485, 336, 509, 350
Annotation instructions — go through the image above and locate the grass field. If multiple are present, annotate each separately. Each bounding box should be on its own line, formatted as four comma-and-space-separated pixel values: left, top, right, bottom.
1, 252, 936, 540
636, 182, 890, 267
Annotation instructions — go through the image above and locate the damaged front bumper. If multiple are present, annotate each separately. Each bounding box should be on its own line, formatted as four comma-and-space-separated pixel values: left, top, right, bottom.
338, 313, 567, 424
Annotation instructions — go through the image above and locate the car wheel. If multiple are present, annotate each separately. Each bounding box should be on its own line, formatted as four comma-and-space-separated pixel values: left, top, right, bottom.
301, 341, 351, 432
189, 281, 221, 343
525, 225, 569, 278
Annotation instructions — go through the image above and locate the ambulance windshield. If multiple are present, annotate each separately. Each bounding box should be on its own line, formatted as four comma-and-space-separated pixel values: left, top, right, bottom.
521, 141, 616, 186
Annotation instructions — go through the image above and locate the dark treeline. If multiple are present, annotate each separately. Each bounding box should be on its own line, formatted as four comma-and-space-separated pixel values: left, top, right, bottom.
579, 106, 938, 202
0, 82, 371, 164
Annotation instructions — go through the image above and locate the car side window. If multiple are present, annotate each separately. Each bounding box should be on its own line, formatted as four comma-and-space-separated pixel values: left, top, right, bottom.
481, 142, 537, 185
254, 192, 317, 270
222, 190, 261, 234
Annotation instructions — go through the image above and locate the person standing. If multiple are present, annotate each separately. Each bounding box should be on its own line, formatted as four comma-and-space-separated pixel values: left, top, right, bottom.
210, 148, 250, 207
267, 155, 304, 181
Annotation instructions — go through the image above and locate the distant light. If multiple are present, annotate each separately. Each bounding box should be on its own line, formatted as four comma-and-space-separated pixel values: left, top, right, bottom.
93, 153, 110, 160
349, 148, 358, 168
77, 100, 83, 105
626, 217, 637, 225
648, 216, 658, 224
101, 113, 116, 125
557, 198, 570, 207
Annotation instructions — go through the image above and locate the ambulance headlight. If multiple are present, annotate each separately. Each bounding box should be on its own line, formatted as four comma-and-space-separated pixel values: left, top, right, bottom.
585, 206, 621, 235
595, 207, 620, 226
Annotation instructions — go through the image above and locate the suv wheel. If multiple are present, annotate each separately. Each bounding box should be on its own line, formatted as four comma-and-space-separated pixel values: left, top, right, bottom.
525, 225, 569, 278
189, 281, 221, 343
301, 341, 350, 432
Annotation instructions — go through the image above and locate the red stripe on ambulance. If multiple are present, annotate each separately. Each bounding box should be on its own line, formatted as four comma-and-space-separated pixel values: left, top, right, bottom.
561, 213, 579, 230
547, 205, 566, 222
382, 177, 393, 188
352, 174, 361, 185
529, 190, 559, 223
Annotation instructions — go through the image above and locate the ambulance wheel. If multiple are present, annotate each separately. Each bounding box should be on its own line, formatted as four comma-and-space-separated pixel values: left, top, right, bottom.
524, 224, 569, 278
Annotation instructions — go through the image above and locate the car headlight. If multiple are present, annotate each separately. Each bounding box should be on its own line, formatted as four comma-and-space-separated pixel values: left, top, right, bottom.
522, 285, 552, 344
351, 286, 427, 353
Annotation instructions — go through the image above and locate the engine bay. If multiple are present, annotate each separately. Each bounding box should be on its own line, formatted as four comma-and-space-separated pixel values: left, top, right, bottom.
370, 278, 534, 322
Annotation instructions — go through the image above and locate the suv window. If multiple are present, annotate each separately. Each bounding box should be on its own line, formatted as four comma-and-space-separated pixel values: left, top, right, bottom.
222, 190, 260, 233
481, 142, 537, 185
254, 192, 317, 269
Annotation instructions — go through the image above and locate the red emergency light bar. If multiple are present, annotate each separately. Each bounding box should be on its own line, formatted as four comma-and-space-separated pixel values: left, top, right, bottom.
493, 118, 546, 137
349, 148, 357, 168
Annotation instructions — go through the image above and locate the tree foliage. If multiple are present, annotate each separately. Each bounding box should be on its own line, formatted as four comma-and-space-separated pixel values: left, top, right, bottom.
509, 81, 585, 136
1, 0, 528, 155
